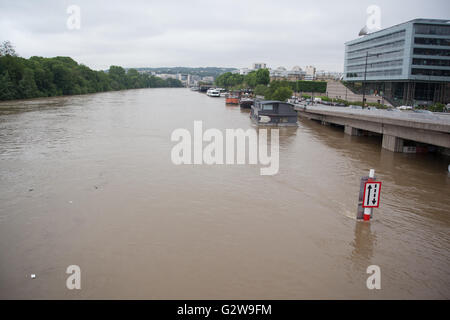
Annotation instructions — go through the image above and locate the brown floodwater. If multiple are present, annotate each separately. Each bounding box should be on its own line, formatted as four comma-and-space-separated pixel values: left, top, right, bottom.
0, 88, 449, 299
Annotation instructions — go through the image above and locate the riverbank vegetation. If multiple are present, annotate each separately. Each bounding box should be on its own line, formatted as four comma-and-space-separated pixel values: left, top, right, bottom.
215, 69, 270, 89
415, 103, 446, 112
262, 81, 293, 101
216, 71, 326, 92
300, 94, 389, 109
216, 71, 327, 102
0, 42, 183, 101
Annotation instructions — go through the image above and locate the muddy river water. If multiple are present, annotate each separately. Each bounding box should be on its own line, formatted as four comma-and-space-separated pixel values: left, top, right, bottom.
0, 88, 449, 299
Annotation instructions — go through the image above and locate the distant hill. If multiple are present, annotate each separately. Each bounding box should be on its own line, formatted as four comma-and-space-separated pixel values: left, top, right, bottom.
135, 67, 238, 78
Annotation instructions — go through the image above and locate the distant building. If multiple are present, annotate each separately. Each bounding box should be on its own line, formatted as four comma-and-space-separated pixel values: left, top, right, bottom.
344, 18, 450, 105
158, 74, 177, 80
176, 74, 190, 87
316, 70, 343, 81
137, 70, 156, 75
287, 66, 306, 81
269, 66, 287, 80
252, 63, 267, 70
269, 66, 308, 81
239, 68, 251, 75
201, 76, 214, 83
305, 66, 316, 81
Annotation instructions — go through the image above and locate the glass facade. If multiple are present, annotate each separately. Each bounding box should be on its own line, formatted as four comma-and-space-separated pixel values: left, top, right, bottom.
414, 37, 450, 46
414, 24, 450, 36
412, 23, 450, 81
344, 19, 450, 83
343, 19, 450, 104
412, 58, 450, 67
346, 69, 403, 78
411, 69, 450, 76
346, 59, 403, 72
347, 31, 406, 51
344, 27, 407, 81
413, 48, 450, 57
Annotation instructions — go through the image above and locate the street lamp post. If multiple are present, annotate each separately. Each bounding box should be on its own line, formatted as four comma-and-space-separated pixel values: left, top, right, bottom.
362, 52, 380, 109
362, 52, 369, 108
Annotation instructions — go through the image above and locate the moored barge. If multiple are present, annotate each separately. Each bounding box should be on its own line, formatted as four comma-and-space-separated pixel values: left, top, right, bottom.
239, 98, 254, 109
250, 100, 298, 126
225, 92, 240, 104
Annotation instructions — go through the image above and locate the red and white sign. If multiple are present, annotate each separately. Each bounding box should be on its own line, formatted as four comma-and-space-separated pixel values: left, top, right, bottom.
363, 181, 381, 208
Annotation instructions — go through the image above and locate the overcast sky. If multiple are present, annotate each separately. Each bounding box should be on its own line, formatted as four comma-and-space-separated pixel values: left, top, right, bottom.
1, 0, 449, 72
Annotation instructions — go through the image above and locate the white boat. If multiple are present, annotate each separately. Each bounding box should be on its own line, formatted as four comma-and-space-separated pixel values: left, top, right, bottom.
206, 88, 221, 97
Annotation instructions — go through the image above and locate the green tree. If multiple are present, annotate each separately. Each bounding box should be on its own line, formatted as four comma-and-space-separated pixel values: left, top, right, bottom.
0, 54, 25, 85
295, 80, 327, 93
215, 72, 245, 88
0, 53, 184, 101
254, 84, 268, 96
108, 66, 127, 90
0, 40, 18, 56
52, 63, 75, 95
255, 69, 270, 86
266, 86, 293, 102
0, 71, 17, 100
126, 68, 141, 89
244, 71, 257, 88
18, 68, 39, 98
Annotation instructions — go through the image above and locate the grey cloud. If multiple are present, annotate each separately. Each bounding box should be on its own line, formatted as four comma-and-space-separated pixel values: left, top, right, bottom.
0, 0, 449, 71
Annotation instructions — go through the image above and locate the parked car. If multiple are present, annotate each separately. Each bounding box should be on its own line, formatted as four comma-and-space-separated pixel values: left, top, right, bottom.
397, 105, 413, 110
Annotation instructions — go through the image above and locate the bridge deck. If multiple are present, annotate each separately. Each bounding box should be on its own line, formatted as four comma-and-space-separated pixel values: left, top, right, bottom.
295, 105, 450, 150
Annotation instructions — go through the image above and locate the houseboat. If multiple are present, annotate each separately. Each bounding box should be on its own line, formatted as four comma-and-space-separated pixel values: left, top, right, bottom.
239, 97, 254, 109
225, 92, 240, 104
206, 88, 221, 97
250, 100, 298, 126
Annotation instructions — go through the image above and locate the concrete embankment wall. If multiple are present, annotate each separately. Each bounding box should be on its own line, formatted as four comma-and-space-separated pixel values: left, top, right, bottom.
325, 81, 392, 106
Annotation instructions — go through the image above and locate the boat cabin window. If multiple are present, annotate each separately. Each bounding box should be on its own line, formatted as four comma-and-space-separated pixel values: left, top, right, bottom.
262, 104, 273, 111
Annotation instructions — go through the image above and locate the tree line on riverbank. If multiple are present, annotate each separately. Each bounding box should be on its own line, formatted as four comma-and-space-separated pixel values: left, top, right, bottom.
215, 70, 327, 102
254, 80, 327, 101
0, 42, 183, 101
215, 69, 271, 89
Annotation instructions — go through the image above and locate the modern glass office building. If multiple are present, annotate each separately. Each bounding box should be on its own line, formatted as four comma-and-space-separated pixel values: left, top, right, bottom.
344, 19, 450, 106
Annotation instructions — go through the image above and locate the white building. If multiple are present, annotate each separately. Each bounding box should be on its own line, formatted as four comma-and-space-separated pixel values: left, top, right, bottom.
201, 76, 214, 83
305, 66, 316, 81
239, 68, 251, 75
252, 63, 267, 70
316, 70, 343, 80
158, 73, 178, 80
270, 66, 288, 78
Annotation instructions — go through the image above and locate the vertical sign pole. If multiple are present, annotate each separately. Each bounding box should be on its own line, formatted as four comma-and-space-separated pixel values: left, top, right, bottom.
363, 169, 375, 221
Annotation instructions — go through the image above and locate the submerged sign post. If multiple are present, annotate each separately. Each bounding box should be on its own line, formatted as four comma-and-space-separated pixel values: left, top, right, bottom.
363, 181, 381, 208
357, 169, 382, 221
